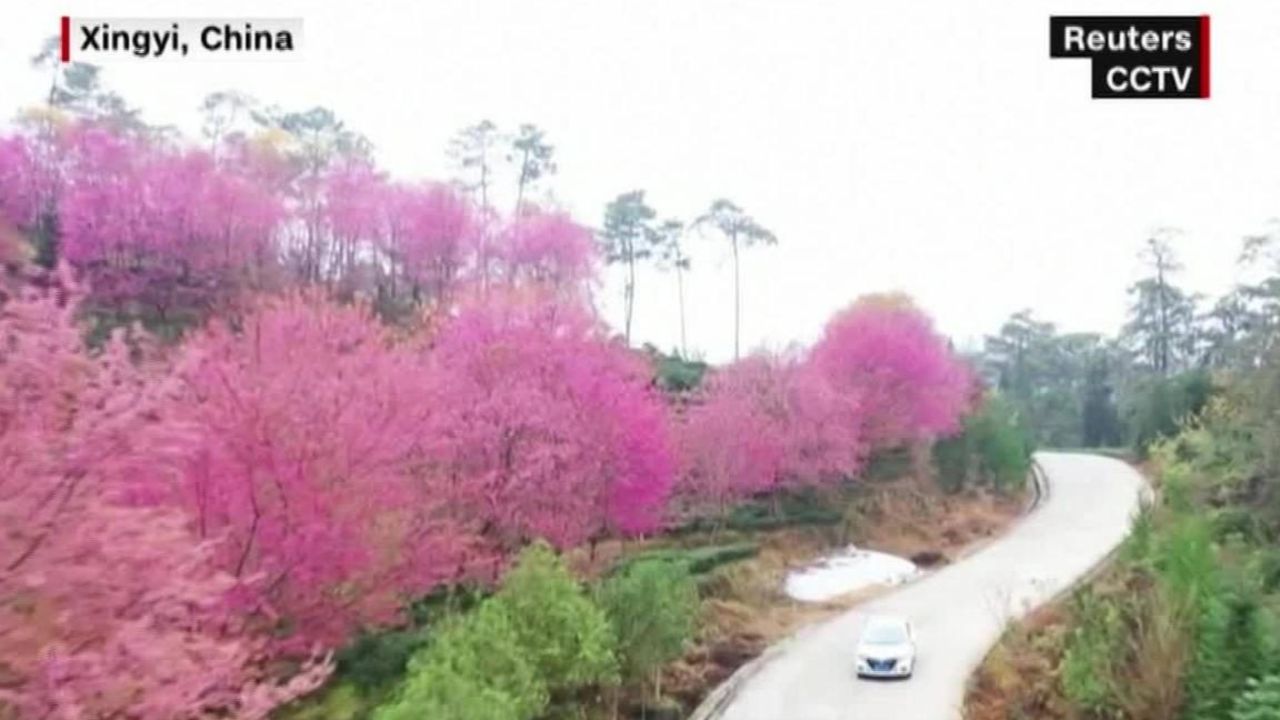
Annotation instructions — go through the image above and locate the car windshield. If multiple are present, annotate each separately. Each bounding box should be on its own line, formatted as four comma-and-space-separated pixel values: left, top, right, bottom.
863, 621, 908, 645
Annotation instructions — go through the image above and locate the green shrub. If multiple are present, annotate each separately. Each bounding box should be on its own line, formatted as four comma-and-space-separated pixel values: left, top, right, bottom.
493, 542, 618, 691
1233, 674, 1280, 720
931, 431, 971, 493
406, 584, 490, 626
672, 489, 843, 535
332, 584, 489, 694
375, 602, 547, 720
1255, 549, 1280, 593
335, 626, 432, 692
597, 561, 699, 695
1126, 370, 1214, 454
971, 397, 1034, 492
1059, 589, 1123, 715
931, 395, 1032, 493
864, 446, 913, 481
377, 662, 526, 720
610, 542, 758, 578
1186, 589, 1270, 720
650, 351, 708, 393
1212, 507, 1261, 543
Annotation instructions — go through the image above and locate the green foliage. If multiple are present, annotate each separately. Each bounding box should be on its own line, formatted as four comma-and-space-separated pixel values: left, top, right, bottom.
864, 446, 913, 480
378, 662, 526, 720
1126, 370, 1214, 454
610, 542, 758, 578
931, 431, 970, 494
1185, 578, 1271, 720
1213, 507, 1263, 543
1256, 549, 1280, 594
932, 395, 1032, 493
335, 626, 432, 692
673, 488, 843, 534
645, 345, 707, 392
375, 602, 547, 720
492, 542, 618, 691
375, 547, 620, 720
1233, 674, 1280, 720
597, 561, 699, 688
1154, 515, 1218, 609
332, 585, 488, 694
1059, 588, 1123, 715
982, 311, 1124, 448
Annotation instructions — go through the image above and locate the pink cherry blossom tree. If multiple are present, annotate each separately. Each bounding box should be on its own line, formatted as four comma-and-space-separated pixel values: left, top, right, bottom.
676, 353, 865, 516
494, 209, 597, 294
385, 182, 477, 308
168, 294, 469, 649
809, 294, 973, 446
423, 292, 674, 553
0, 276, 329, 719
0, 135, 42, 231
58, 126, 283, 329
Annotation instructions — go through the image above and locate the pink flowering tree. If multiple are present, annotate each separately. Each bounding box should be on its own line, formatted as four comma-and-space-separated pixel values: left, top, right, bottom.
58, 127, 283, 333
320, 160, 386, 297
809, 294, 973, 446
382, 182, 477, 310
0, 135, 42, 232
677, 353, 865, 516
169, 294, 468, 649
0, 277, 329, 719
423, 292, 675, 554
494, 210, 597, 294
677, 365, 787, 515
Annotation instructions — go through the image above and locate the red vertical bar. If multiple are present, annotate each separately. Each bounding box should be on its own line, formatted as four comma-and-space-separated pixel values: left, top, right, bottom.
60, 16, 70, 62
1199, 15, 1211, 98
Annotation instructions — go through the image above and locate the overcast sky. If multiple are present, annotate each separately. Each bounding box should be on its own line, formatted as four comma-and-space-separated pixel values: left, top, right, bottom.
4, 0, 1280, 361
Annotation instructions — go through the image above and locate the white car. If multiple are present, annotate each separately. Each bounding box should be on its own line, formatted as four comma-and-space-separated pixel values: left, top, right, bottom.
855, 614, 916, 679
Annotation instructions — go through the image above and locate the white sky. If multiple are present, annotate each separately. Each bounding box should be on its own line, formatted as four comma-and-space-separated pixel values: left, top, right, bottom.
4, 0, 1280, 362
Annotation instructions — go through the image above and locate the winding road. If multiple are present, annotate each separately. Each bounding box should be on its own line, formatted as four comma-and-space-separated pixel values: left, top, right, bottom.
693, 452, 1148, 720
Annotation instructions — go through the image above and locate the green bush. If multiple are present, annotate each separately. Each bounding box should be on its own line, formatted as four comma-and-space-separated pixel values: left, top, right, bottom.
651, 351, 708, 393
597, 561, 699, 695
1233, 674, 1280, 720
610, 542, 758, 578
1059, 589, 1123, 715
1126, 370, 1214, 454
931, 431, 970, 494
492, 542, 618, 691
375, 602, 547, 720
1212, 507, 1262, 543
864, 446, 913, 481
1255, 549, 1280, 593
672, 489, 843, 534
332, 584, 489, 693
1185, 588, 1270, 720
335, 626, 432, 692
932, 395, 1032, 493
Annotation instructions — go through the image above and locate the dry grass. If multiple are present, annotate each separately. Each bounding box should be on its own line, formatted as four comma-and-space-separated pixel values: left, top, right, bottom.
964, 605, 1073, 720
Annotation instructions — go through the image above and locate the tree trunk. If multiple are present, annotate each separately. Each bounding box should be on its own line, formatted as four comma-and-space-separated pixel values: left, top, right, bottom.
515, 150, 529, 217
677, 264, 687, 357
732, 235, 741, 360
625, 256, 636, 344
479, 160, 491, 295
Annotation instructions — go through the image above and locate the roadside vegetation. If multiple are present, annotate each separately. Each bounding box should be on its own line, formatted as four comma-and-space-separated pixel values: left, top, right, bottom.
967, 230, 1280, 720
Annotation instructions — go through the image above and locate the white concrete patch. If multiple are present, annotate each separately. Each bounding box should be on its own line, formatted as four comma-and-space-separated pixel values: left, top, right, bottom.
784, 546, 920, 602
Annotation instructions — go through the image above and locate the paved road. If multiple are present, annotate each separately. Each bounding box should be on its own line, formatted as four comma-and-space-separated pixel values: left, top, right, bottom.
697, 452, 1147, 720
